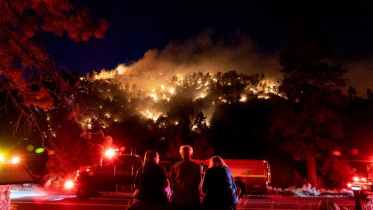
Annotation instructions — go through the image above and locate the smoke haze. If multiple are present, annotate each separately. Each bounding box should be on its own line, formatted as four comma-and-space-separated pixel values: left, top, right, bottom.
345, 58, 373, 96
123, 30, 280, 80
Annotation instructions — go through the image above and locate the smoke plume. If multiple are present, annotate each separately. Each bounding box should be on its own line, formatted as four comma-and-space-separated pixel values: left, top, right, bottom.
124, 30, 280, 80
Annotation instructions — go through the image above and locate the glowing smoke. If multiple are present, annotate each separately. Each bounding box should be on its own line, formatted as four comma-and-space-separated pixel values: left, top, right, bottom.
126, 30, 280, 78
83, 31, 282, 125
94, 30, 280, 80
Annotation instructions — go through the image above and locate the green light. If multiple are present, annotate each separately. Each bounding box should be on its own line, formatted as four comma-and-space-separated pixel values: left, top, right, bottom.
27, 145, 34, 152
35, 148, 45, 153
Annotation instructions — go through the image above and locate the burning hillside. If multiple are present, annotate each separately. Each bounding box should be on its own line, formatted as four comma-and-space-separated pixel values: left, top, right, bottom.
75, 31, 283, 131
76, 67, 280, 131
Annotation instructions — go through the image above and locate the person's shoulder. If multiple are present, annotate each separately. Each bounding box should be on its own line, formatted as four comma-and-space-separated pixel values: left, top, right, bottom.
222, 166, 233, 174
222, 166, 231, 171
206, 166, 227, 173
156, 163, 166, 170
153, 163, 167, 174
188, 160, 200, 168
180, 160, 200, 168
205, 167, 215, 173
171, 160, 183, 169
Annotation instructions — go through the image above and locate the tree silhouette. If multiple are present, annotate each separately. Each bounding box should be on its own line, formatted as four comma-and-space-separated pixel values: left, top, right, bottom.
347, 86, 357, 99
367, 89, 373, 100
192, 112, 213, 159
275, 16, 347, 188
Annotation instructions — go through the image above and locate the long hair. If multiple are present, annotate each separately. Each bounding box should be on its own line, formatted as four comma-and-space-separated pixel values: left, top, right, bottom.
143, 150, 158, 172
209, 156, 227, 168
144, 150, 158, 164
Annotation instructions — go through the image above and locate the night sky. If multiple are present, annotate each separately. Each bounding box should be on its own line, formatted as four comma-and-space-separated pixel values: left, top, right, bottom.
43, 0, 373, 94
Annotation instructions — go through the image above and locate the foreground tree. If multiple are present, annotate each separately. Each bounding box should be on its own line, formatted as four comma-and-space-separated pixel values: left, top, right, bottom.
274, 16, 347, 188
0, 0, 107, 148
0, 1, 107, 198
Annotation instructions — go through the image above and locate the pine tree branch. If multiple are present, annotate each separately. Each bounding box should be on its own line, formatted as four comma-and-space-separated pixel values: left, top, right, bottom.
5, 0, 48, 56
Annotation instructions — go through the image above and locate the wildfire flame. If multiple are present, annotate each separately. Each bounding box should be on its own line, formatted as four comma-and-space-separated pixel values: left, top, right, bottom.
78, 64, 282, 131
140, 110, 162, 121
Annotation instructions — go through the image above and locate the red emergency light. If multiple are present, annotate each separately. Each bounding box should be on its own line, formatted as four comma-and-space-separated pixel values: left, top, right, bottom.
64, 180, 74, 189
105, 149, 115, 158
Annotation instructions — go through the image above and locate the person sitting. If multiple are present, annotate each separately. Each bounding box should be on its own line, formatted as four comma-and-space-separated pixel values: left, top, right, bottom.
202, 156, 238, 210
133, 150, 171, 204
170, 145, 201, 209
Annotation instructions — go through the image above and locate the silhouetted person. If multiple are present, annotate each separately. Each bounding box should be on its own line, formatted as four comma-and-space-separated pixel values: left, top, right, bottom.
202, 156, 238, 210
134, 150, 171, 203
171, 145, 201, 209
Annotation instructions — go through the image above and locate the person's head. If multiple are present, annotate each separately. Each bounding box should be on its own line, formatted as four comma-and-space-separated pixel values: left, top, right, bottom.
144, 150, 159, 164
209, 156, 227, 168
180, 145, 193, 160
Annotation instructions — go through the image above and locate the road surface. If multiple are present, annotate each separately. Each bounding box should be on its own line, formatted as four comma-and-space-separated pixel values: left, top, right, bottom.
9, 191, 372, 210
